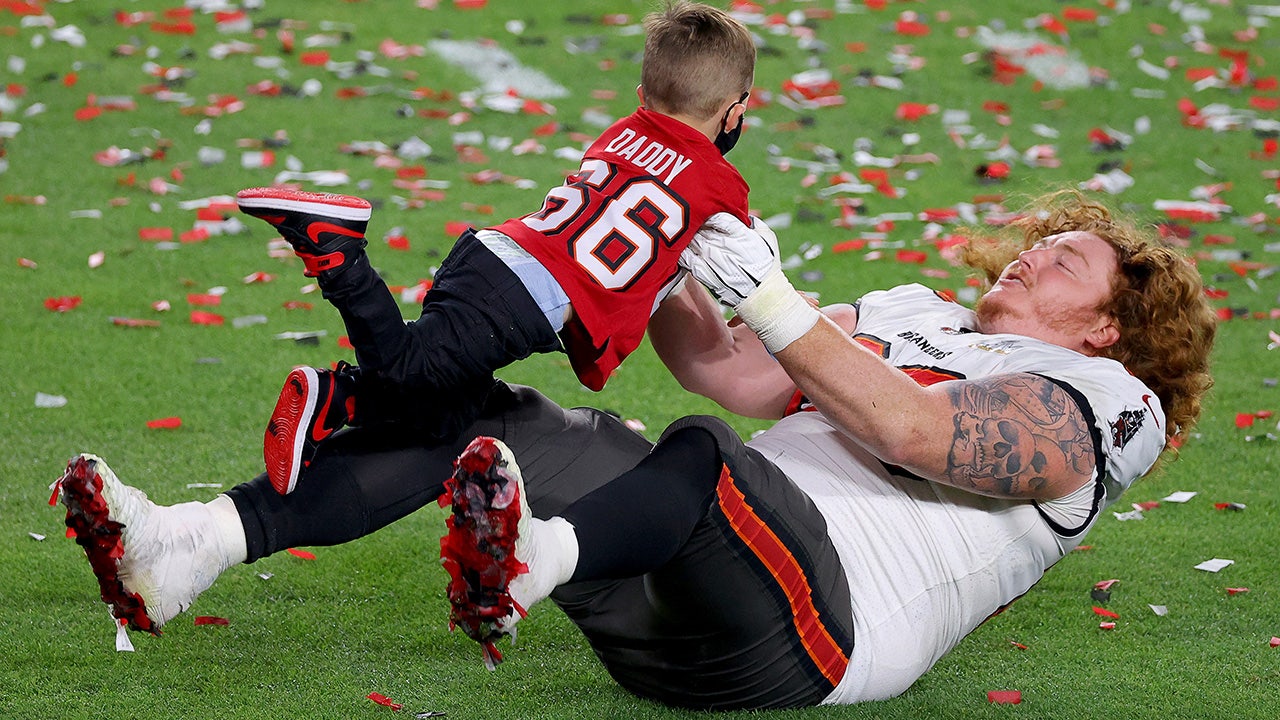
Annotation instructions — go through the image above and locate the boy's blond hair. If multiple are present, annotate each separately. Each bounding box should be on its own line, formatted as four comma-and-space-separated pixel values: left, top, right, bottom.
962, 191, 1216, 458
641, 1, 756, 120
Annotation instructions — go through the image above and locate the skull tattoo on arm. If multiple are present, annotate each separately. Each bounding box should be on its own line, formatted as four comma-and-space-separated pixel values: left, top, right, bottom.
944, 374, 1095, 498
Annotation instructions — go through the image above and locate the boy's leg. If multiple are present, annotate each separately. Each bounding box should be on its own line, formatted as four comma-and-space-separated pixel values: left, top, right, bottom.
263, 362, 359, 495
235, 187, 371, 279
240, 188, 564, 490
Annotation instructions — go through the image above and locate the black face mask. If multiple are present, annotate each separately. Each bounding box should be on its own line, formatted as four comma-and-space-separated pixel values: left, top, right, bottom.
714, 92, 749, 156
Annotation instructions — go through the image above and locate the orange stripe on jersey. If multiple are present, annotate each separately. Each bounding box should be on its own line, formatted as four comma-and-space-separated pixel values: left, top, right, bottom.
853, 334, 890, 358
900, 365, 964, 387
715, 465, 850, 687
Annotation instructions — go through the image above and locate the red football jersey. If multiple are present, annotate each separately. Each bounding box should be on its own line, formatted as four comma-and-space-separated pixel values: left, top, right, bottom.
492, 107, 750, 390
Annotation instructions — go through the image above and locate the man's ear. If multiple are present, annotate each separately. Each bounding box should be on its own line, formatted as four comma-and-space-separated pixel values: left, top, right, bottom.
1085, 317, 1120, 353
636, 84, 645, 106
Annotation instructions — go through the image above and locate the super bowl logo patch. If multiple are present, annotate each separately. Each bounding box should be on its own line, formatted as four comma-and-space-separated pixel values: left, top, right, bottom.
1110, 408, 1146, 449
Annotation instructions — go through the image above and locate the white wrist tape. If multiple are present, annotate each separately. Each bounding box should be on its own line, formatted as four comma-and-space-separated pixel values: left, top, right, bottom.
735, 271, 822, 353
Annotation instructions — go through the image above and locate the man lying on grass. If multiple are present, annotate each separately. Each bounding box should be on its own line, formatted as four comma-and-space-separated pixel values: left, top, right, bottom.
59, 191, 1214, 709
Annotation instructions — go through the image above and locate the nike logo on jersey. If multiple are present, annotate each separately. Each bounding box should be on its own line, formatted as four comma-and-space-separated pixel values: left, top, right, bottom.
601, 128, 693, 184
1141, 394, 1162, 429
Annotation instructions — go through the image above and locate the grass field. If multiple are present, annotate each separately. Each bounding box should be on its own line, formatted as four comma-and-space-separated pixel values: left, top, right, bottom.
2, 1, 1278, 718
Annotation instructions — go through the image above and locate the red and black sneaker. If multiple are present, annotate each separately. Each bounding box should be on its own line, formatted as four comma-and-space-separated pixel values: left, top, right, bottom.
236, 187, 371, 277
439, 436, 531, 670
264, 365, 354, 495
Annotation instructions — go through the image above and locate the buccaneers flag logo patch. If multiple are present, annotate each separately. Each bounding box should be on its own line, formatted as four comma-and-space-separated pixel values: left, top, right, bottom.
1110, 408, 1146, 449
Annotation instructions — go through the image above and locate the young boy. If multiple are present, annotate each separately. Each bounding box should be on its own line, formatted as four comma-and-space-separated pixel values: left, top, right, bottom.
237, 1, 756, 495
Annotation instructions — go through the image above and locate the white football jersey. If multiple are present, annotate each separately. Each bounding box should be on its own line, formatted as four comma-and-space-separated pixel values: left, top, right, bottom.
746, 284, 1165, 703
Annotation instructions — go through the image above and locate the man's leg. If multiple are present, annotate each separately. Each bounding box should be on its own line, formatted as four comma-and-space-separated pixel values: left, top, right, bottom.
60, 384, 653, 631
451, 415, 856, 710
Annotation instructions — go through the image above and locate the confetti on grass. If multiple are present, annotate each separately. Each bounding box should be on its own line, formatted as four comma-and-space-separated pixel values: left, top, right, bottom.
987, 690, 1022, 704
367, 692, 404, 711
1194, 558, 1235, 573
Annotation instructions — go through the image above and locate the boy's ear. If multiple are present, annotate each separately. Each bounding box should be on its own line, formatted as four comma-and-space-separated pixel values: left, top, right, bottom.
636, 84, 645, 106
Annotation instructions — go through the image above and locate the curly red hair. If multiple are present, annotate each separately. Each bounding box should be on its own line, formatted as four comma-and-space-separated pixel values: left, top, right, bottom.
962, 191, 1216, 462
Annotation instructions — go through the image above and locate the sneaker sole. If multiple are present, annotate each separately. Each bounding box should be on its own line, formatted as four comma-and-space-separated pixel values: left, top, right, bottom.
60, 455, 158, 634
264, 366, 320, 495
236, 187, 372, 222
439, 437, 527, 668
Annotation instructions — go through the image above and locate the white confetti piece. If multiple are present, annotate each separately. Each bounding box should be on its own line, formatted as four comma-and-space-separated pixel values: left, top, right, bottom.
115, 619, 134, 653
35, 392, 67, 408
185, 483, 223, 489
1162, 491, 1197, 503
1113, 509, 1145, 521
28, 532, 45, 541
1148, 604, 1168, 616
1194, 558, 1234, 573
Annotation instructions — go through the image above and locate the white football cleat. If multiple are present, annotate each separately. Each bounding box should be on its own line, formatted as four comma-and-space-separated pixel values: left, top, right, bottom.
438, 437, 577, 669
59, 453, 237, 633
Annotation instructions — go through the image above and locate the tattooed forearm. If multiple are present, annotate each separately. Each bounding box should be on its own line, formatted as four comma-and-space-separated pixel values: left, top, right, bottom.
943, 374, 1095, 498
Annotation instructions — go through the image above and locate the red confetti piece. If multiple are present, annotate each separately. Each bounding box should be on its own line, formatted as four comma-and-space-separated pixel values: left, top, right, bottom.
1134, 500, 1160, 511
74, 106, 102, 122
18, 257, 37, 269
895, 102, 936, 121
194, 616, 229, 626
338, 336, 355, 350
1094, 579, 1119, 591
832, 239, 867, 253
896, 249, 928, 264
1249, 97, 1280, 112
190, 311, 225, 326
286, 548, 317, 560
179, 227, 210, 243
1270, 637, 1280, 648
44, 296, 82, 312
1063, 7, 1098, 22
987, 690, 1022, 704
138, 227, 174, 241
454, 0, 488, 8
367, 692, 403, 711
300, 51, 330, 66
145, 416, 182, 429
386, 234, 411, 251
3, 2, 45, 17
1099, 621, 1116, 630
1235, 413, 1257, 428
282, 301, 313, 310
151, 21, 196, 35
186, 293, 221, 307
1092, 606, 1120, 619
895, 20, 930, 36
1009, 640, 1029, 650
1226, 588, 1250, 596
444, 220, 471, 236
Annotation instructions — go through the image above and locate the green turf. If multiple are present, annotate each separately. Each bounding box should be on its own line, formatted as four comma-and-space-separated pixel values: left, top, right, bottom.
2, 1, 1278, 718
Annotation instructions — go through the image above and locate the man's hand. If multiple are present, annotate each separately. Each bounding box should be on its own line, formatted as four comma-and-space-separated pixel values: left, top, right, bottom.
679, 213, 781, 308
680, 213, 821, 354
